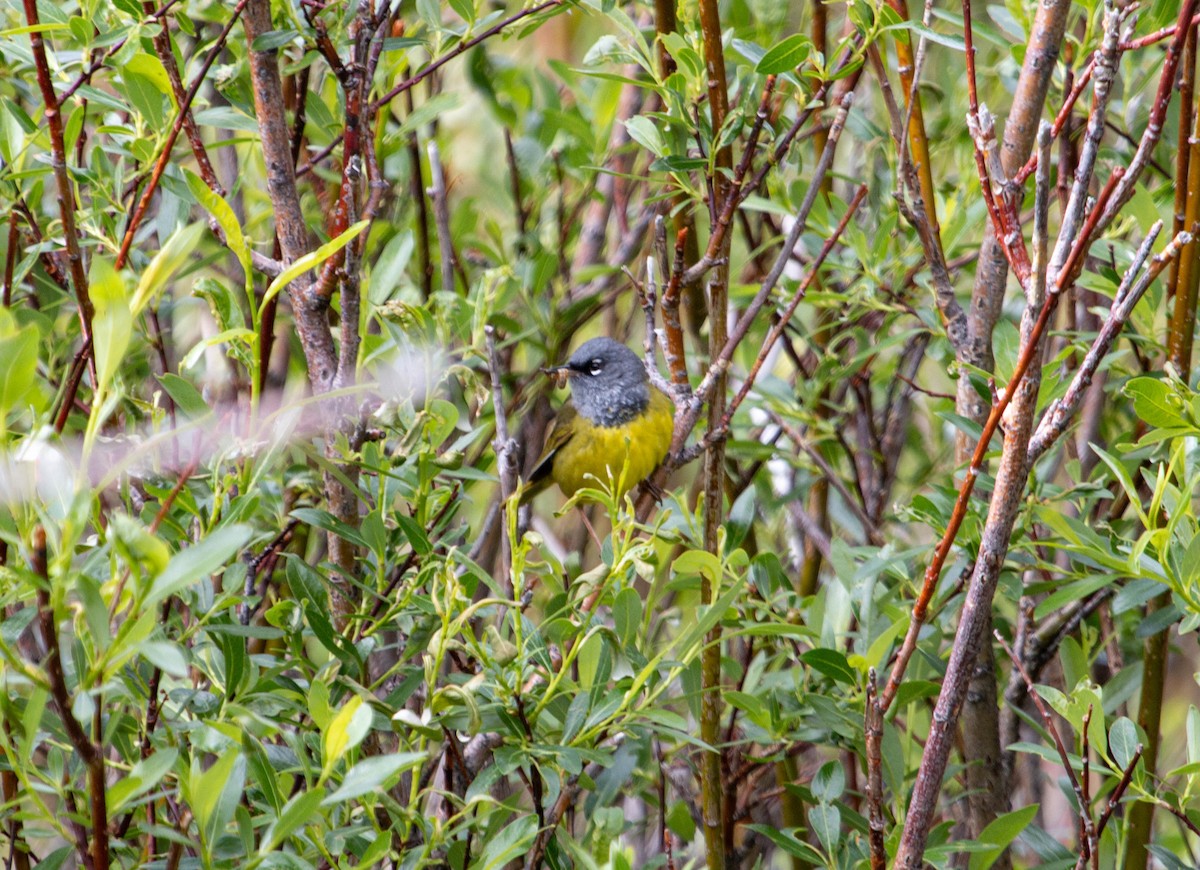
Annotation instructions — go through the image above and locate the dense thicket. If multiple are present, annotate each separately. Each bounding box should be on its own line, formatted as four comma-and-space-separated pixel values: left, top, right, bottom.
1, 0, 1199, 868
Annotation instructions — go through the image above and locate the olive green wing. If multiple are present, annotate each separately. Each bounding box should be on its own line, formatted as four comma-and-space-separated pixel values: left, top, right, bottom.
523, 403, 578, 499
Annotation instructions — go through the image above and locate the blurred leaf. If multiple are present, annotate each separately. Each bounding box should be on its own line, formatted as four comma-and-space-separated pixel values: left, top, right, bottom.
146, 524, 252, 607
90, 256, 132, 390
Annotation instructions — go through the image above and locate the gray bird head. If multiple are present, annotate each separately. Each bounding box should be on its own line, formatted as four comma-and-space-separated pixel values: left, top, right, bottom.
554, 337, 650, 427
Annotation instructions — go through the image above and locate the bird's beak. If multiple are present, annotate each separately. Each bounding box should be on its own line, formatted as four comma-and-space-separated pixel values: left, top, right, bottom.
541, 365, 570, 389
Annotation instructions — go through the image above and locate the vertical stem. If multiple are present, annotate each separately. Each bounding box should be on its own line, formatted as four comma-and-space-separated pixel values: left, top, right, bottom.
697, 0, 731, 865
883, 0, 941, 245
799, 0, 833, 600
21, 0, 95, 386
1168, 28, 1196, 300
3, 213, 17, 308
1126, 24, 1200, 868
33, 526, 109, 870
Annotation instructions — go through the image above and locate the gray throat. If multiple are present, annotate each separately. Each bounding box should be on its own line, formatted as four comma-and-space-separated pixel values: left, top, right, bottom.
574, 381, 650, 428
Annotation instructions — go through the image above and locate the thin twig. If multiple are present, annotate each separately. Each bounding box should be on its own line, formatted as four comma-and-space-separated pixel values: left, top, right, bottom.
996, 630, 1095, 856
116, 0, 250, 269
23, 0, 96, 387
297, 0, 563, 177
864, 669, 886, 869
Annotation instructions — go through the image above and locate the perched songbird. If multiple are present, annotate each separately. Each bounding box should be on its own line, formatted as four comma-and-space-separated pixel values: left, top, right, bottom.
524, 338, 674, 501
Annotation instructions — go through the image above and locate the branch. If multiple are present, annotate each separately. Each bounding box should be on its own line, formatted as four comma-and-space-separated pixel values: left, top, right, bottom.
22, 0, 96, 384
486, 326, 519, 594
996, 631, 1095, 859
116, 0, 250, 269
33, 527, 109, 870
710, 183, 869, 437
297, 0, 563, 177
682, 75, 777, 285
865, 670, 886, 870
243, 0, 338, 394
1029, 227, 1188, 461
1098, 0, 1200, 227
660, 228, 691, 389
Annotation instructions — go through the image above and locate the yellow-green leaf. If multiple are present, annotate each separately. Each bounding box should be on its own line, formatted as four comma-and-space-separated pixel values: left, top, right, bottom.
90, 256, 132, 389
263, 220, 370, 308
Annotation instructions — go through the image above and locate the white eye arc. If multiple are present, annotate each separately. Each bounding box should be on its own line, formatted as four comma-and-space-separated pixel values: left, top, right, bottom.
589, 359, 604, 376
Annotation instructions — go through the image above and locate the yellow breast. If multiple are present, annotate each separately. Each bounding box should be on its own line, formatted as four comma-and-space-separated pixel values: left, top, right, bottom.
551, 388, 674, 498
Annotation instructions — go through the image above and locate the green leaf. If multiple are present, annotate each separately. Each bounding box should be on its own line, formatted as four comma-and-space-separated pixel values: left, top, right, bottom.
259, 790, 323, 852
146, 524, 252, 607
119, 53, 172, 128
323, 752, 425, 804
184, 169, 249, 273
141, 641, 188, 678
624, 116, 665, 157
1109, 717, 1141, 770
251, 29, 300, 51
263, 220, 370, 307
744, 825, 824, 861
801, 648, 858, 685
291, 506, 370, 550
969, 804, 1039, 870
889, 21, 967, 52
156, 373, 211, 418
322, 696, 372, 774
448, 0, 475, 24
472, 814, 538, 869
179, 327, 256, 370
108, 748, 179, 816
756, 34, 812, 74
672, 549, 722, 583
90, 256, 132, 390
1125, 377, 1186, 429
808, 803, 841, 853
131, 222, 204, 316
811, 761, 844, 802
561, 691, 590, 744
0, 309, 38, 421
613, 586, 642, 648
192, 750, 245, 851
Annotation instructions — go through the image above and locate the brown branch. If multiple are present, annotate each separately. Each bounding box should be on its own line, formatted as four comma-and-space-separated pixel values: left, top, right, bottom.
1098, 0, 1200, 228
243, 0, 338, 393
142, 0, 222, 192
696, 0, 733, 861
297, 0, 563, 178
22, 0, 96, 385
881, 69, 1126, 716
33, 527, 108, 870
117, 0, 249, 269
3, 212, 17, 307
865, 670, 886, 870
866, 44, 966, 349
1030, 227, 1188, 461
712, 183, 869, 437
1094, 743, 1142, 843
682, 75, 777, 285
660, 228, 690, 389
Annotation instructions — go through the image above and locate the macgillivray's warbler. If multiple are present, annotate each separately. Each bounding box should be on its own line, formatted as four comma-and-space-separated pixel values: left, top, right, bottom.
523, 337, 674, 500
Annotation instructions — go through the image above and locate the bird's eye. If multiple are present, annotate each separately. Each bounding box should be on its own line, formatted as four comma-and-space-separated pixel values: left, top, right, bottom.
589, 359, 603, 376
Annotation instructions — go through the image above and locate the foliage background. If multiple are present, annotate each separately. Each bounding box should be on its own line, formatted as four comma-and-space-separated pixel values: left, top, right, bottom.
0, 0, 1199, 868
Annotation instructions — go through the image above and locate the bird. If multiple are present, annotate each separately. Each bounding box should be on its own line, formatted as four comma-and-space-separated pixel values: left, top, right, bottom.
522, 337, 674, 502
